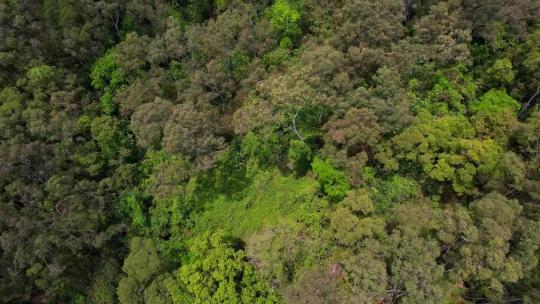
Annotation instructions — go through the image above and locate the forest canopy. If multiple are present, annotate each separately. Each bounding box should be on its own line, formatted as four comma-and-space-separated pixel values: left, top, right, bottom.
1, 0, 540, 303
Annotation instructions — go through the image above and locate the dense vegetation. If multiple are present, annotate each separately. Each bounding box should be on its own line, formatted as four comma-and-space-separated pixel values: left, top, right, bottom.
1, 0, 540, 303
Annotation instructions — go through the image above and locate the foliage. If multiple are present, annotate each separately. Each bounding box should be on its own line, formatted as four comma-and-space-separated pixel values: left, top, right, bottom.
267, 0, 301, 40
471, 89, 520, 115
162, 103, 225, 169
192, 169, 320, 237
239, 131, 283, 177
311, 157, 350, 202
119, 191, 147, 229
2, 1, 540, 303
330, 189, 385, 246
377, 115, 503, 195
439, 192, 540, 301
91, 50, 130, 114
415, 72, 477, 115
167, 231, 282, 304
89, 260, 120, 304
27, 65, 59, 91
371, 174, 421, 212
485, 58, 515, 85
131, 98, 173, 150
223, 51, 251, 81
287, 139, 311, 175
91, 115, 133, 160
469, 89, 521, 141
244, 223, 327, 288
118, 237, 170, 304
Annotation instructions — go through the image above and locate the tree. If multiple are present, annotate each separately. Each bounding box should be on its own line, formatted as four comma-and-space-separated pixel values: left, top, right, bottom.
485, 58, 515, 86
282, 265, 348, 304
245, 224, 309, 288
330, 189, 385, 246
287, 139, 312, 175
471, 89, 520, 142
91, 49, 130, 114
463, 0, 540, 43
338, 240, 388, 302
167, 231, 281, 304
439, 192, 539, 301
162, 103, 225, 170
386, 228, 445, 304
240, 43, 352, 146
117, 237, 171, 304
0, 87, 25, 140
348, 67, 414, 135
131, 98, 173, 150
267, 0, 301, 41
311, 158, 350, 202
514, 28, 540, 118
412, 66, 478, 116
322, 107, 381, 185
471, 89, 520, 115
91, 115, 133, 161
328, 0, 404, 51
412, 1, 471, 66
377, 115, 504, 195
324, 108, 381, 153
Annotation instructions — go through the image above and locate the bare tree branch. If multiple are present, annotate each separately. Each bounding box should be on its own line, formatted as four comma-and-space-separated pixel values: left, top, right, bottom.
518, 83, 540, 119
291, 110, 304, 141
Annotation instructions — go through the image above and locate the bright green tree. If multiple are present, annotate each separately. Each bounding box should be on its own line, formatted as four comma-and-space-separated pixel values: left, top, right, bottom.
267, 0, 301, 40
471, 89, 520, 115
167, 231, 282, 304
312, 157, 350, 202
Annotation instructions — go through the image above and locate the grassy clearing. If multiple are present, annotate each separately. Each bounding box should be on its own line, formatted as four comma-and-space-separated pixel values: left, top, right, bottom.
191, 169, 319, 237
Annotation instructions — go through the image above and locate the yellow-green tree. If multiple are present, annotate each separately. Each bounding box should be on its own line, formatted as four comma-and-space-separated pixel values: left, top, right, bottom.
167, 231, 282, 304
